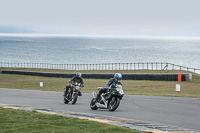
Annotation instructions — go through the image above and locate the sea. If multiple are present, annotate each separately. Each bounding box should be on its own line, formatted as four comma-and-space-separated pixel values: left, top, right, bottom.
0, 35, 200, 69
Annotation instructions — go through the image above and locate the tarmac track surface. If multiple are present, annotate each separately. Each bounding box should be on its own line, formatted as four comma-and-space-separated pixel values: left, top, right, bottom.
0, 88, 200, 132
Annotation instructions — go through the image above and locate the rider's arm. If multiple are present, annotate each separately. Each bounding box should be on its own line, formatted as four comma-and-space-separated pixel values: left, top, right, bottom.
69, 76, 75, 83
106, 78, 113, 87
81, 78, 84, 87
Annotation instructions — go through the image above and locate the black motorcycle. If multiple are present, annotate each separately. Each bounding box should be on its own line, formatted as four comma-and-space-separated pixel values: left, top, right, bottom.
64, 82, 81, 104
90, 84, 124, 111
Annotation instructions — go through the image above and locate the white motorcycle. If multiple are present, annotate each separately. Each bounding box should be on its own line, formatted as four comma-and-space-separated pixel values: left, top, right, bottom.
90, 84, 124, 111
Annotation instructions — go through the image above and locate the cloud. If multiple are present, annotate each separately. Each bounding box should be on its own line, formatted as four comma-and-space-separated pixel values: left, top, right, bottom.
0, 0, 200, 36
0, 25, 35, 33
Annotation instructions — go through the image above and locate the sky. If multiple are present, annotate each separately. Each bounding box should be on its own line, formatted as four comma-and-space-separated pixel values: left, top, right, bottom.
0, 0, 200, 37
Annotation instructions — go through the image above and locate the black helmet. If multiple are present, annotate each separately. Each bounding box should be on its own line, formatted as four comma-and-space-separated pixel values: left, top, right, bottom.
76, 72, 81, 77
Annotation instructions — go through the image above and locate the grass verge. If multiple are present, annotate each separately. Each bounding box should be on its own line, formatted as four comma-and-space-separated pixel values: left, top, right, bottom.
0, 71, 200, 97
0, 67, 197, 74
0, 107, 140, 133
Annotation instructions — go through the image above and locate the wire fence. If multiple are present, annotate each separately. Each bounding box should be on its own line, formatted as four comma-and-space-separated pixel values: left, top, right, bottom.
0, 62, 200, 74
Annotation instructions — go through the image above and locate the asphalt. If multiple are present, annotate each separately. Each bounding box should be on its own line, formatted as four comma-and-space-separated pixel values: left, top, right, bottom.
0, 88, 200, 132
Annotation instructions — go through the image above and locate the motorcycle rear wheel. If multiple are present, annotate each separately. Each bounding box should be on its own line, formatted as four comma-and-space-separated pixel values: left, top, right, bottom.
64, 97, 69, 104
90, 98, 98, 110
108, 97, 120, 111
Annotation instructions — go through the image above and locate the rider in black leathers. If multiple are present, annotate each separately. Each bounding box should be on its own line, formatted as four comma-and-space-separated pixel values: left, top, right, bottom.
64, 72, 84, 96
96, 73, 122, 101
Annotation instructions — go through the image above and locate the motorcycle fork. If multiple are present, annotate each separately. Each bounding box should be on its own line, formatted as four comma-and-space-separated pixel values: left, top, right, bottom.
73, 91, 78, 96
110, 97, 116, 104
68, 88, 74, 100
72, 89, 78, 98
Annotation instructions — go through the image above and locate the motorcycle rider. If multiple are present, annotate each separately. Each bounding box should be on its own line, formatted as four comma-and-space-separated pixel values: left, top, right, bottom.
96, 73, 122, 101
64, 72, 84, 96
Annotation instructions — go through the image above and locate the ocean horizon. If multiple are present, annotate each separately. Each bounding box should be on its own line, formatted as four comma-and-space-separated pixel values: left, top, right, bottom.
0, 34, 200, 70
1, 33, 200, 40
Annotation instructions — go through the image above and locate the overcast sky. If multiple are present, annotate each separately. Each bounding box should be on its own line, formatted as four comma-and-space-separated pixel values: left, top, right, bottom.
0, 0, 200, 36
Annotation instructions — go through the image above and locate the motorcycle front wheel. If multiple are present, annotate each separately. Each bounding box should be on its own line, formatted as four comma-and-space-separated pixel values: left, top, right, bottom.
90, 98, 98, 110
108, 97, 120, 111
72, 93, 78, 104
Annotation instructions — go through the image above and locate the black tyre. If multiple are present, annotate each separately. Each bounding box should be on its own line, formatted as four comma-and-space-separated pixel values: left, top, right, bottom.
72, 93, 78, 104
64, 91, 69, 104
108, 97, 120, 111
90, 98, 98, 110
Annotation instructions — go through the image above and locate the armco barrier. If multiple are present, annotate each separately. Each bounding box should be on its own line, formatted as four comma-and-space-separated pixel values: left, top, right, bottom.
1, 70, 192, 81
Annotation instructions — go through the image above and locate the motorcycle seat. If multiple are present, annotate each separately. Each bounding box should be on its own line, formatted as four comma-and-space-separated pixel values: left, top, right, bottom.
98, 87, 104, 91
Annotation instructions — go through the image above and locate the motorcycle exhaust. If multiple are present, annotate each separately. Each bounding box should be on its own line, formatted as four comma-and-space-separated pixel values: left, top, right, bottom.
96, 103, 107, 109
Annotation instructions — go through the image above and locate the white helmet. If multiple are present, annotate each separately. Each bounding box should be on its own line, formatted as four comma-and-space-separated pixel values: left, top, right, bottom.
114, 73, 122, 81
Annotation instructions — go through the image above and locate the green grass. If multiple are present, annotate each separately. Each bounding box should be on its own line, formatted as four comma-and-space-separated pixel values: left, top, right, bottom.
1, 67, 200, 97
0, 67, 196, 74
0, 71, 200, 97
0, 107, 140, 133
